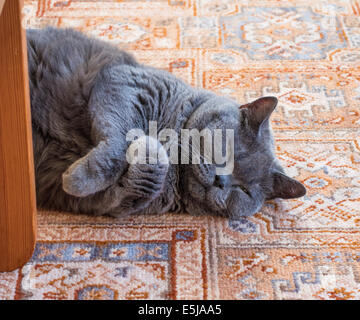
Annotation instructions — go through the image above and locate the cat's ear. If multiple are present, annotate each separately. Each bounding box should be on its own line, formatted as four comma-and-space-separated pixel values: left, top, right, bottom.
269, 171, 306, 199
240, 96, 278, 132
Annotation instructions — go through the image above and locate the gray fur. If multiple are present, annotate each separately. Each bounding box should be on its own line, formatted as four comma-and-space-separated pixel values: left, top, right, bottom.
27, 27, 306, 218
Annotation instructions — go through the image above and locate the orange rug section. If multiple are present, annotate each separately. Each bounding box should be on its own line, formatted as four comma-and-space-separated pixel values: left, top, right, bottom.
1, 0, 360, 300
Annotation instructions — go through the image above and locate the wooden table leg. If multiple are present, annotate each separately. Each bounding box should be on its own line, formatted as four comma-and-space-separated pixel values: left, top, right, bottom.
0, 0, 37, 272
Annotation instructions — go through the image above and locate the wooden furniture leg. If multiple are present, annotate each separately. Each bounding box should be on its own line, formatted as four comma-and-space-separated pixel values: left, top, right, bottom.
0, 0, 37, 272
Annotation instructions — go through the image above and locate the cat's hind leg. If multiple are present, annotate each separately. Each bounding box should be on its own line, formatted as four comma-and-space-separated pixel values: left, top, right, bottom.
62, 138, 129, 197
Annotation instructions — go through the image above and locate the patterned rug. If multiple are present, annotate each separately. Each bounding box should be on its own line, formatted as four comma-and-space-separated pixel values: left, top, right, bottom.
1, 0, 360, 300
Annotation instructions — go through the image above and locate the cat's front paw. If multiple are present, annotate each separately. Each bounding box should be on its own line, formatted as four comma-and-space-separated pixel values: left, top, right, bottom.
119, 136, 169, 212
121, 162, 169, 199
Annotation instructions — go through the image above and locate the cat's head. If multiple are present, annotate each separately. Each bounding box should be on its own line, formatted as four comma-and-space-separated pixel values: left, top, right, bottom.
181, 96, 306, 217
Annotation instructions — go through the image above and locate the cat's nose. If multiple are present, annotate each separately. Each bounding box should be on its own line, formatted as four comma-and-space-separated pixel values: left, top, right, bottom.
214, 175, 228, 189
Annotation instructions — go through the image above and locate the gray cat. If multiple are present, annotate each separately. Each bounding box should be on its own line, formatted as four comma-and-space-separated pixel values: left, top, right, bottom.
27, 27, 306, 218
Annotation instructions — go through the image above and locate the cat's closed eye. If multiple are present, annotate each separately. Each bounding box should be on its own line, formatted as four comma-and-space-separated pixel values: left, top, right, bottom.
232, 183, 251, 197
213, 174, 251, 197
